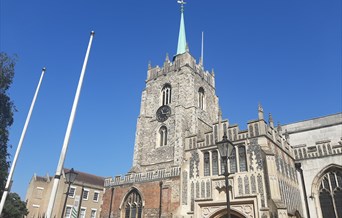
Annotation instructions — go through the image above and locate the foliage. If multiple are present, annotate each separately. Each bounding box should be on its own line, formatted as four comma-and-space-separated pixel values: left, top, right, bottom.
0, 52, 16, 197
1, 192, 28, 218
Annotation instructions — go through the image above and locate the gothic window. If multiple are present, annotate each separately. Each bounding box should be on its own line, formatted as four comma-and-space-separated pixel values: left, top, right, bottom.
123, 189, 143, 218
212, 151, 219, 176
239, 146, 247, 172
204, 152, 210, 176
198, 87, 205, 110
229, 147, 237, 173
161, 84, 171, 105
319, 170, 342, 218
159, 126, 167, 147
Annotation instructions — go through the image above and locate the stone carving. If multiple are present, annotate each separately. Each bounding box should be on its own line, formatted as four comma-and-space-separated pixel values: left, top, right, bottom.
201, 204, 255, 218
248, 138, 263, 171
244, 175, 250, 194
190, 151, 199, 178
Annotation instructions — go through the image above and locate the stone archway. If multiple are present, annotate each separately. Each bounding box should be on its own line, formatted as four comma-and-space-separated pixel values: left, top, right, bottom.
209, 209, 246, 218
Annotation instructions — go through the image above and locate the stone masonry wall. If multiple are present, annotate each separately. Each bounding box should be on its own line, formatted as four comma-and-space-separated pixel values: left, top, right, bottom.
100, 178, 180, 218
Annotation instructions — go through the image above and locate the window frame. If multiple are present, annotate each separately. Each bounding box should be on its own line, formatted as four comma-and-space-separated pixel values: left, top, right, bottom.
90, 209, 97, 218
82, 189, 89, 200
93, 191, 100, 202
68, 186, 76, 198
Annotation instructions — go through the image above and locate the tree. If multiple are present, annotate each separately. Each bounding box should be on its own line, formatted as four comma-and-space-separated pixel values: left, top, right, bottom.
1, 192, 28, 218
0, 52, 16, 197
0, 53, 27, 217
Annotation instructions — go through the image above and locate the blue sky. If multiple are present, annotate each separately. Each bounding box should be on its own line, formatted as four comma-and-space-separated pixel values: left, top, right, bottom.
1, 0, 341, 199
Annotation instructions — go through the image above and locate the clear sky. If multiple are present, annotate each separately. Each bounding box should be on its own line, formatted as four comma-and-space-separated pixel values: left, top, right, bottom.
1, 0, 341, 199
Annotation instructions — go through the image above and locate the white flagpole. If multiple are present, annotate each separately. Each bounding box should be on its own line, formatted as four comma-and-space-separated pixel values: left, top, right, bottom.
46, 31, 95, 218
0, 67, 46, 215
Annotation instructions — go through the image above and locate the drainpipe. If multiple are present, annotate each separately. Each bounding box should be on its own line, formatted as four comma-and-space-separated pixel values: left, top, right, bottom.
295, 163, 310, 218
77, 185, 84, 218
159, 181, 163, 218
108, 187, 114, 218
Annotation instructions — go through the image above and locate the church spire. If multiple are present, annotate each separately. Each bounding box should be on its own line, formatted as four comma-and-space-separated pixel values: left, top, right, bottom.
176, 0, 187, 55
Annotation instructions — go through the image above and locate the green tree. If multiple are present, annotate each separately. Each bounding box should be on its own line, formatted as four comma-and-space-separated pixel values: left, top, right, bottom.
2, 192, 28, 218
0, 52, 16, 197
0, 53, 27, 217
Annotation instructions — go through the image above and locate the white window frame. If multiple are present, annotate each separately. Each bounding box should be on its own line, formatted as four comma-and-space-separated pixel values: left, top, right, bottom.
90, 208, 97, 218
68, 186, 76, 198
65, 205, 72, 218
82, 189, 90, 200
80, 207, 87, 218
93, 191, 100, 202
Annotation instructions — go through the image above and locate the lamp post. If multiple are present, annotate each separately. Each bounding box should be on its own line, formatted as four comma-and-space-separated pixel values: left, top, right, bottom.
217, 133, 235, 218
61, 168, 78, 218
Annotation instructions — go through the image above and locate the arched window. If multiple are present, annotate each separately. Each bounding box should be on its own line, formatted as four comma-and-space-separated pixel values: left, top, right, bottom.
159, 126, 167, 146
319, 170, 342, 218
198, 87, 205, 110
161, 84, 171, 105
239, 146, 247, 172
204, 152, 210, 176
123, 189, 143, 218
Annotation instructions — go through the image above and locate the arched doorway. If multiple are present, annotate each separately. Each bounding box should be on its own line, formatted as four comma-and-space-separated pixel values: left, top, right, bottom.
210, 209, 246, 218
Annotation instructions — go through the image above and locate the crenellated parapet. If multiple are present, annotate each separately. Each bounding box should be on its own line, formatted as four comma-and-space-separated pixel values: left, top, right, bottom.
146, 52, 215, 88
184, 104, 292, 158
104, 166, 180, 188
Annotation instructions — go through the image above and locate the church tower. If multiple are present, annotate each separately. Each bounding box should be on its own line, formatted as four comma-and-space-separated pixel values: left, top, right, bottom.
131, 1, 219, 172
102, 2, 307, 218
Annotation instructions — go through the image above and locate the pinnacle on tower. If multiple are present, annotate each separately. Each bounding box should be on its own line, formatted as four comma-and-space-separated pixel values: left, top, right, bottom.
269, 113, 274, 128
258, 103, 264, 120
176, 0, 187, 55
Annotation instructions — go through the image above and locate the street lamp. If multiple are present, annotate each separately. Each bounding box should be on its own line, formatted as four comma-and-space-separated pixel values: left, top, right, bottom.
217, 133, 235, 218
61, 168, 78, 218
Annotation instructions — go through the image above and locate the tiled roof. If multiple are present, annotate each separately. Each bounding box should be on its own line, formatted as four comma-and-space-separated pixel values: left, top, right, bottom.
64, 168, 105, 187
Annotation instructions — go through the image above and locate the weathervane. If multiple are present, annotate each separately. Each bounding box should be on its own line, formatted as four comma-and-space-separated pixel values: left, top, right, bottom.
177, 0, 186, 12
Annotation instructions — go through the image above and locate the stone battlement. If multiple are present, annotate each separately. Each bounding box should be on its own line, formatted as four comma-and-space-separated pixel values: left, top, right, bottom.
104, 166, 180, 187
146, 52, 215, 88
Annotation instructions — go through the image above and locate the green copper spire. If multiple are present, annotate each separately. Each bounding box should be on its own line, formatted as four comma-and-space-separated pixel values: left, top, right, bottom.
177, 0, 187, 55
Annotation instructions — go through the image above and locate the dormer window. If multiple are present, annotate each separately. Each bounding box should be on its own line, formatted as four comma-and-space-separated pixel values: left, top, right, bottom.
161, 84, 172, 105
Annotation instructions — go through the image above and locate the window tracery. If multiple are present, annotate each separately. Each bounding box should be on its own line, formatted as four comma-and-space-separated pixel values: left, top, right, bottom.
319, 170, 342, 218
123, 189, 143, 218
161, 84, 171, 105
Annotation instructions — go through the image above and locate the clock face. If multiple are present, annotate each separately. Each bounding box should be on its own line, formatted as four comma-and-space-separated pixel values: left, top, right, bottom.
156, 105, 171, 122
